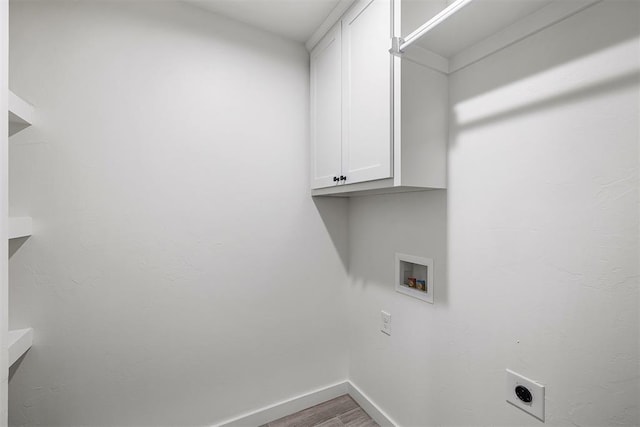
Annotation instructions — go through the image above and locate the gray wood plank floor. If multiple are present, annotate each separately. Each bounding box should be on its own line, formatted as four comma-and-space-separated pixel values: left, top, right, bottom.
260, 395, 379, 427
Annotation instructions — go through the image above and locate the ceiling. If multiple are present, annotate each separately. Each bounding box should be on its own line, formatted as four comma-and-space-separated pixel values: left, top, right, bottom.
184, 0, 341, 43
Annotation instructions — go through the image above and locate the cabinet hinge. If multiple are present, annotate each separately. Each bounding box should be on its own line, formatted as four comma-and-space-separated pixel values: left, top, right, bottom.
389, 37, 405, 56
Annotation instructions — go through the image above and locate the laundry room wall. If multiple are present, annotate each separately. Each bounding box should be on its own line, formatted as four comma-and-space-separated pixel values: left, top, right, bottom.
347, 1, 640, 425
8, 1, 349, 425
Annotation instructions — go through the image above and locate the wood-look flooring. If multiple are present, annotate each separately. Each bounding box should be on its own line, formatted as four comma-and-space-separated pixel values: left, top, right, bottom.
261, 395, 379, 427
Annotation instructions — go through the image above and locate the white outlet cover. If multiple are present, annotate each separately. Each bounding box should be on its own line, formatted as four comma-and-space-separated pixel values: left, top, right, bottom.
381, 311, 391, 336
506, 369, 545, 421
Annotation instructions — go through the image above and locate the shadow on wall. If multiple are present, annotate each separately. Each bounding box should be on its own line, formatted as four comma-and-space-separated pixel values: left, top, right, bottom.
449, 1, 640, 144
8, 237, 28, 258
8, 352, 29, 382
312, 196, 349, 271
451, 1, 640, 104
455, 70, 640, 133
347, 190, 449, 306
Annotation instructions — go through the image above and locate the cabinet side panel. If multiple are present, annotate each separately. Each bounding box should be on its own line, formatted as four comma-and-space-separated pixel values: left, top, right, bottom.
400, 59, 447, 188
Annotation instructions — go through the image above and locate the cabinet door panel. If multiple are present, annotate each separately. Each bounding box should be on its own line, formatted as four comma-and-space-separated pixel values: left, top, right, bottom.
342, 0, 392, 185
310, 23, 342, 189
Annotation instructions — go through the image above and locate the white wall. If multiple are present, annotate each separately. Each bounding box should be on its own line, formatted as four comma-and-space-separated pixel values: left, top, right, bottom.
7, 1, 349, 425
1, 0, 9, 424
347, 1, 639, 426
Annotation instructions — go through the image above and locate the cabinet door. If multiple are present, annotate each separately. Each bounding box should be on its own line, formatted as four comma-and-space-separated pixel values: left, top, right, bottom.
342, 0, 392, 185
310, 23, 342, 189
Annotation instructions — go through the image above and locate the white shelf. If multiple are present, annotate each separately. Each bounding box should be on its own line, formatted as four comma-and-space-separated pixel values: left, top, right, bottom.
399, 0, 600, 73
8, 328, 33, 366
8, 216, 33, 239
8, 90, 35, 136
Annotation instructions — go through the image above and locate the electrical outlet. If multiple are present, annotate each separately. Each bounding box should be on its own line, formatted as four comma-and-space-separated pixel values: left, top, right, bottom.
506, 369, 545, 421
381, 311, 391, 335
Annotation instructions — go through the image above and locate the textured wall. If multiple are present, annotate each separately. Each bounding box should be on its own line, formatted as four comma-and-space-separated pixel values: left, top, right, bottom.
7, 1, 349, 425
347, 1, 639, 425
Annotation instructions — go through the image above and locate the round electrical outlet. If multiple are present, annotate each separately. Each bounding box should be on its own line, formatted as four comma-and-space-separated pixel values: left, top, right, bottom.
506, 370, 544, 420
515, 385, 533, 403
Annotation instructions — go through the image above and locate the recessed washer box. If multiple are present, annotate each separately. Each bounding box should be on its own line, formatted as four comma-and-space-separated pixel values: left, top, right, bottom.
395, 253, 433, 303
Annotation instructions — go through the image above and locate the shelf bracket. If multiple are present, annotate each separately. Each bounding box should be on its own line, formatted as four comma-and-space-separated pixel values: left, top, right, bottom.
389, 37, 405, 57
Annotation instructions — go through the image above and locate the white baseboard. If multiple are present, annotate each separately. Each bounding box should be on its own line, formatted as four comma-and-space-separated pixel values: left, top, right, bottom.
214, 380, 397, 427
215, 381, 349, 427
347, 381, 397, 427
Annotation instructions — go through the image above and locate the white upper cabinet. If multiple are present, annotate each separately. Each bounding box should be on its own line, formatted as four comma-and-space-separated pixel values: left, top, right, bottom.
310, 23, 343, 190
310, 0, 393, 191
310, 0, 448, 196
341, 0, 392, 185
